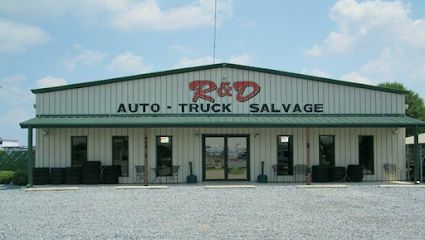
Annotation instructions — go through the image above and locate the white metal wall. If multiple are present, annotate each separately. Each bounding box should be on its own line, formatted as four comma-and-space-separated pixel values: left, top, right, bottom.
35, 127, 406, 183
35, 67, 405, 115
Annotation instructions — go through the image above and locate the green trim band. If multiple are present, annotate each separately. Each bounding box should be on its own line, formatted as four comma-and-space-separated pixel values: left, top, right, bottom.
35, 113, 408, 118
31, 63, 405, 94
20, 115, 425, 128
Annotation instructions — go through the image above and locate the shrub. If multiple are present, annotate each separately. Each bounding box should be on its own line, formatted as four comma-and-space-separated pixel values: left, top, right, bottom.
0, 170, 15, 184
13, 170, 27, 186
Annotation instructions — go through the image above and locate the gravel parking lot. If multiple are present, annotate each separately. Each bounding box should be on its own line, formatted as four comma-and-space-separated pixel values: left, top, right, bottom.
1, 184, 425, 240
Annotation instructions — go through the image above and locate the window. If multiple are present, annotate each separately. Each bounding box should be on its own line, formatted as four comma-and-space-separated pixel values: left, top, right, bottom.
359, 136, 374, 175
156, 136, 172, 176
71, 136, 87, 167
277, 135, 293, 175
319, 135, 335, 166
112, 136, 129, 177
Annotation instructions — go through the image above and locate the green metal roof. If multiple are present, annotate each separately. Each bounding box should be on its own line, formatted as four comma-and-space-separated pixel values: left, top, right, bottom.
31, 63, 404, 94
20, 115, 425, 128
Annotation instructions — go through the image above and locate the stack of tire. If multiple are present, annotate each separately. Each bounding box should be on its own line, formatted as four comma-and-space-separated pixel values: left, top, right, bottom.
50, 168, 65, 184
82, 161, 101, 184
347, 164, 364, 182
312, 165, 330, 182
102, 165, 121, 184
330, 166, 346, 182
65, 167, 82, 184
33, 168, 50, 185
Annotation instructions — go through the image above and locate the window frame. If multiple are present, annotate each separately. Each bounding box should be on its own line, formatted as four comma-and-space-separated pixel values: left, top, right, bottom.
112, 136, 129, 177
319, 135, 335, 167
276, 135, 294, 176
358, 135, 374, 175
71, 136, 87, 167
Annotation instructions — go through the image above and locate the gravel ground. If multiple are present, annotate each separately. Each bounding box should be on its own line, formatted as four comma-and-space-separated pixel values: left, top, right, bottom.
1, 183, 425, 240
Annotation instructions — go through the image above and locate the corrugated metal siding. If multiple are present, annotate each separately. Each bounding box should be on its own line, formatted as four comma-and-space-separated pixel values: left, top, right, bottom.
35, 67, 405, 115
35, 127, 405, 183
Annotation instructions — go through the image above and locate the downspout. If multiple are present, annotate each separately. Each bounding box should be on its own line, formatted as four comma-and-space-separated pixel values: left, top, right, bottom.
27, 126, 33, 187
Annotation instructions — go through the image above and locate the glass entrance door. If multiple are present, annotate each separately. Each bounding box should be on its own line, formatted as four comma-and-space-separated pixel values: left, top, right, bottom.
203, 136, 249, 181
204, 137, 225, 180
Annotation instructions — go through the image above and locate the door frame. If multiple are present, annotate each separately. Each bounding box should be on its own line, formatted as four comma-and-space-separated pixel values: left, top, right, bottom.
202, 134, 250, 181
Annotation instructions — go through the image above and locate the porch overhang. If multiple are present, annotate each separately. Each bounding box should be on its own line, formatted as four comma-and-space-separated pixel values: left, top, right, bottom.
20, 114, 425, 129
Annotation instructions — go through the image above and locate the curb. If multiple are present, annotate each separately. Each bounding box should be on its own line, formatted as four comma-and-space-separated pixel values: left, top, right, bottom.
25, 187, 79, 192
204, 185, 256, 189
115, 186, 169, 190
297, 185, 347, 189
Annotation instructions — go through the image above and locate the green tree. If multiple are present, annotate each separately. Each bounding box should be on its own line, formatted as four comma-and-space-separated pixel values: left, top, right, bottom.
378, 82, 425, 136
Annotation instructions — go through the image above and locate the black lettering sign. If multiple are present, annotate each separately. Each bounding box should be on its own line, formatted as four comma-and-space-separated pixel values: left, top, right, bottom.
282, 104, 291, 112
178, 103, 188, 113
151, 104, 160, 112
293, 104, 302, 113
315, 104, 324, 112
250, 104, 259, 113
222, 104, 232, 112
117, 102, 324, 114
117, 104, 126, 113
304, 104, 313, 113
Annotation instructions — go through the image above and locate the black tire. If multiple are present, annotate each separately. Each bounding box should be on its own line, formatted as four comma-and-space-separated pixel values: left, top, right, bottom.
65, 167, 81, 184
33, 168, 50, 185
33, 176, 50, 185
347, 165, 364, 182
330, 167, 346, 182
64, 176, 81, 184
82, 173, 100, 179
50, 178, 64, 185
103, 176, 119, 184
82, 178, 101, 184
50, 168, 65, 184
102, 166, 122, 176
65, 167, 81, 175
83, 161, 101, 169
312, 165, 330, 182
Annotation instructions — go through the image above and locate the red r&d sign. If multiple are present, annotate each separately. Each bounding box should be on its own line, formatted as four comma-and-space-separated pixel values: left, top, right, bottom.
188, 80, 261, 103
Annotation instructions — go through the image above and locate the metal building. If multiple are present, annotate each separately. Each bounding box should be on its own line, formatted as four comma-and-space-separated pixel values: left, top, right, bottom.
20, 63, 425, 185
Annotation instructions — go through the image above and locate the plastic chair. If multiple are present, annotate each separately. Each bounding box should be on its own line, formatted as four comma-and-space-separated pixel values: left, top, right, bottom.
152, 167, 171, 183
383, 163, 397, 181
293, 164, 307, 182
272, 164, 278, 182
168, 165, 180, 183
135, 165, 144, 184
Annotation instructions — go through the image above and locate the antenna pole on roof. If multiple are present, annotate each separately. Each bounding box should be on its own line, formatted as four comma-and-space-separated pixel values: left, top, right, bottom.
213, 0, 217, 64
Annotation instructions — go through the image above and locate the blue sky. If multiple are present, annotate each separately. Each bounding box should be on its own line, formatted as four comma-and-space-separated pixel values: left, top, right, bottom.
1, 0, 425, 145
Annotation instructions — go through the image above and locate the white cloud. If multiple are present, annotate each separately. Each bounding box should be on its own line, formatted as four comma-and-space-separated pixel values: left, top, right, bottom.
306, 0, 425, 97
228, 53, 252, 65
305, 0, 425, 56
174, 56, 216, 68
170, 45, 194, 55
107, 51, 152, 75
65, 46, 106, 70
110, 0, 233, 31
305, 68, 332, 78
37, 76, 67, 88
0, 75, 34, 105
0, 19, 49, 53
174, 53, 252, 68
340, 72, 374, 85
304, 46, 323, 57
0, 75, 35, 143
0, 0, 234, 31
0, 108, 33, 145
